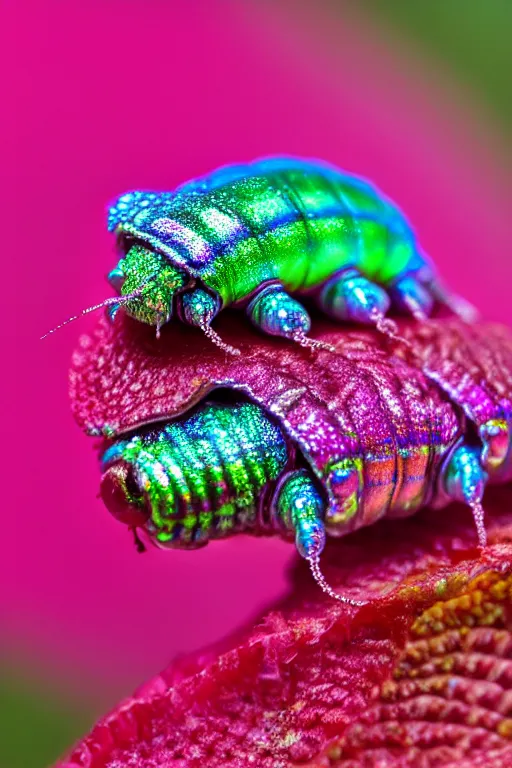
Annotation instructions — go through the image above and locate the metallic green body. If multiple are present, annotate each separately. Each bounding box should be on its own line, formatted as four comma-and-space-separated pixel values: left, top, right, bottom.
199, 169, 419, 304
102, 401, 288, 547
109, 158, 426, 308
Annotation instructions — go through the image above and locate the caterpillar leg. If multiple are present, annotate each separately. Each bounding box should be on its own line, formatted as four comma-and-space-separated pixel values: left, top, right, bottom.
107, 265, 125, 292
390, 274, 434, 321
318, 268, 406, 343
480, 419, 510, 472
441, 442, 489, 547
318, 268, 471, 329
247, 284, 334, 352
180, 288, 241, 356
106, 302, 121, 323
105, 266, 126, 323
274, 470, 367, 606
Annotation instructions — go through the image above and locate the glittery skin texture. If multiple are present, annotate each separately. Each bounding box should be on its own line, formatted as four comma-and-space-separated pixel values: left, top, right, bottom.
180, 288, 219, 327
107, 157, 434, 314
57, 492, 512, 768
275, 469, 326, 556
102, 401, 288, 547
117, 244, 187, 326
70, 316, 512, 542
320, 268, 391, 324
399, 320, 512, 476
247, 284, 311, 337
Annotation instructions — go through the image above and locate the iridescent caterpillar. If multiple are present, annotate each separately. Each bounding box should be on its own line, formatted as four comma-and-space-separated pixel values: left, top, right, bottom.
71, 315, 512, 605
46, 158, 473, 351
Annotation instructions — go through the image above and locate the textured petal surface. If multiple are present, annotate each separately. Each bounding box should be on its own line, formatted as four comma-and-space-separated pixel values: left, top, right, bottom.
58, 490, 512, 766
70, 314, 512, 537
6, 0, 512, 714
69, 315, 512, 441
66, 313, 512, 766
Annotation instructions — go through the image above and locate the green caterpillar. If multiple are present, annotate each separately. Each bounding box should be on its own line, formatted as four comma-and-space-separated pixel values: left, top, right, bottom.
46, 157, 474, 349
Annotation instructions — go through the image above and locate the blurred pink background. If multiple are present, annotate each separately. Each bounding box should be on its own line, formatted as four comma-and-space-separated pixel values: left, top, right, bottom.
3, 0, 511, 758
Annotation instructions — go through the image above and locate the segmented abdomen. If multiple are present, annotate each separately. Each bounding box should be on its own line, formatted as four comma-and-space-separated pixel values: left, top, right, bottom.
276, 334, 462, 534
120, 401, 288, 547
73, 315, 475, 540
113, 159, 426, 305
181, 160, 423, 302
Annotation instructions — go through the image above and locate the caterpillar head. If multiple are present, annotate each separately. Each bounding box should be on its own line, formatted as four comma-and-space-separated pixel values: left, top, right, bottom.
41, 241, 188, 340
99, 437, 202, 551
109, 243, 188, 330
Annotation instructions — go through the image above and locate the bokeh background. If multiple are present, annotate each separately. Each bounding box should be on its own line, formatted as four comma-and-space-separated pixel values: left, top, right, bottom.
3, 1, 510, 765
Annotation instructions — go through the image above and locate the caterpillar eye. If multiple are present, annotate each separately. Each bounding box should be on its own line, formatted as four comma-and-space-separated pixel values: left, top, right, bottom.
100, 462, 150, 528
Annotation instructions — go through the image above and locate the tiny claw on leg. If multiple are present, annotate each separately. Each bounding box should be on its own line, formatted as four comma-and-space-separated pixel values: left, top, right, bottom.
247, 285, 335, 352
317, 269, 411, 348
248, 284, 315, 343
180, 287, 241, 355
319, 269, 391, 327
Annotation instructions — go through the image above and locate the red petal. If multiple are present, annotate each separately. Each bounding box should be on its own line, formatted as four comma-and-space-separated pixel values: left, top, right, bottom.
70, 313, 512, 442
58, 489, 512, 767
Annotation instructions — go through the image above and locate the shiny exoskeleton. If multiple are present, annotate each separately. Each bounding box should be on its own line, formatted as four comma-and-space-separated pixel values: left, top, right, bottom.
101, 157, 473, 353
72, 315, 512, 606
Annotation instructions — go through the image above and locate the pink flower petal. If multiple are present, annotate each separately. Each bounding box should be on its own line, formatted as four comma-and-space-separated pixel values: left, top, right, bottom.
58, 492, 512, 766
4, 0, 511, 694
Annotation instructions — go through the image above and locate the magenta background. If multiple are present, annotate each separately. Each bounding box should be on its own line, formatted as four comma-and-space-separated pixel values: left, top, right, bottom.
3, 0, 511, 703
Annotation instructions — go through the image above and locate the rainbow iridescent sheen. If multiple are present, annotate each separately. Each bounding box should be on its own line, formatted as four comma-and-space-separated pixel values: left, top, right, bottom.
100, 393, 467, 554
118, 244, 187, 326
108, 157, 428, 307
77, 316, 512, 602
275, 470, 326, 557
102, 401, 288, 547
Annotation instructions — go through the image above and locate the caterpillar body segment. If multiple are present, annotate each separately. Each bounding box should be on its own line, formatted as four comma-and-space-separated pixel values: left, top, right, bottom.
105, 157, 468, 350
70, 315, 512, 605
